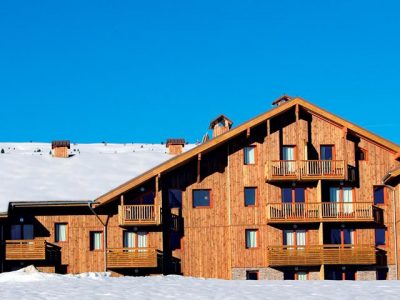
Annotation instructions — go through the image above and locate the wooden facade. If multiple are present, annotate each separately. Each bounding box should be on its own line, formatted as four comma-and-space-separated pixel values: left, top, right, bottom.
0, 96, 399, 281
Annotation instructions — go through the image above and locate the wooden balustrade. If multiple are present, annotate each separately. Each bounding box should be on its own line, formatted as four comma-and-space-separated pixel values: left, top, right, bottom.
118, 204, 160, 226
267, 202, 377, 223
5, 239, 60, 261
266, 160, 346, 181
267, 244, 377, 266
107, 247, 159, 268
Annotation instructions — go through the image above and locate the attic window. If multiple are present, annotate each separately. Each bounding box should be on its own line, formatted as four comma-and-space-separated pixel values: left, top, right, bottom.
356, 148, 368, 161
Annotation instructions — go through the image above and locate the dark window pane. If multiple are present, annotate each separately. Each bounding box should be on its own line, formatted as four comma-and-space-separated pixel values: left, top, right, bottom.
326, 268, 343, 280
345, 270, 356, 280
246, 271, 259, 280
343, 229, 353, 244
10, 225, 22, 240
374, 187, 385, 205
142, 192, 155, 204
282, 188, 292, 203
295, 188, 305, 203
170, 231, 181, 250
284, 270, 295, 280
330, 228, 341, 244
377, 269, 388, 280
321, 145, 333, 160
375, 228, 386, 246
245, 188, 256, 206
23, 224, 34, 240
169, 189, 182, 208
193, 190, 211, 207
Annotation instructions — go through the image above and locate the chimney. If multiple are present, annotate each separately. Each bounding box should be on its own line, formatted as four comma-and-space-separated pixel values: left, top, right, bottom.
166, 138, 185, 155
209, 115, 233, 138
51, 140, 70, 158
272, 95, 293, 107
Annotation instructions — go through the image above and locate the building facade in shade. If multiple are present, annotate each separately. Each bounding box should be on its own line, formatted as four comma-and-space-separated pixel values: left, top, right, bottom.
0, 95, 399, 280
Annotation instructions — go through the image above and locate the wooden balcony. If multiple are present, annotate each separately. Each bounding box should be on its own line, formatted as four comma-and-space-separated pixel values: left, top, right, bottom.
107, 248, 159, 268
266, 160, 346, 181
118, 204, 161, 226
267, 202, 379, 223
5, 239, 60, 261
267, 245, 377, 267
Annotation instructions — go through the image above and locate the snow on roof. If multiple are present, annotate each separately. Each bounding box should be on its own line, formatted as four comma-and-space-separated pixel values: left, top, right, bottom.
0, 142, 195, 213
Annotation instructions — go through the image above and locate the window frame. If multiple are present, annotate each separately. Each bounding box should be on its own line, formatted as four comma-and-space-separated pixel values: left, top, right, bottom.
55, 223, 68, 243
192, 189, 212, 208
244, 187, 258, 207
244, 146, 256, 165
245, 229, 259, 249
281, 186, 306, 203
281, 145, 297, 161
356, 148, 368, 161
375, 227, 387, 247
320, 144, 336, 160
89, 231, 103, 251
373, 185, 386, 205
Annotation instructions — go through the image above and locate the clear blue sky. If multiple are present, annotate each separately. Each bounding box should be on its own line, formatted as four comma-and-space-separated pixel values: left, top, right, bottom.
0, 1, 399, 144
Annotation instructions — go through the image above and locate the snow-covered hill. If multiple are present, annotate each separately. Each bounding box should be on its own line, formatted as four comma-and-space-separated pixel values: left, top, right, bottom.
0, 267, 398, 299
0, 142, 195, 213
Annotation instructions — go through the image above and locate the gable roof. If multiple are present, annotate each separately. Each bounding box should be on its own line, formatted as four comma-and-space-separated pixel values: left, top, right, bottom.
94, 96, 400, 206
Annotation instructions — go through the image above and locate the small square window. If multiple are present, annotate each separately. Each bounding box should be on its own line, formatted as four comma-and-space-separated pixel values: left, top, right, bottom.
245, 229, 258, 248
55, 223, 67, 242
374, 186, 385, 205
356, 148, 368, 161
375, 228, 386, 246
193, 190, 211, 207
244, 187, 256, 206
244, 147, 255, 165
246, 270, 259, 280
90, 231, 103, 251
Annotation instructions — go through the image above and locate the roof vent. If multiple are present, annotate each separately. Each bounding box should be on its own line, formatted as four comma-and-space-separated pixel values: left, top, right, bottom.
166, 138, 185, 155
272, 95, 293, 107
209, 115, 233, 138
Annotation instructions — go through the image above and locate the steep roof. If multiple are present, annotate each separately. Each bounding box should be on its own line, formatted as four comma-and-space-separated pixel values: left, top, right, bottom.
94, 96, 400, 206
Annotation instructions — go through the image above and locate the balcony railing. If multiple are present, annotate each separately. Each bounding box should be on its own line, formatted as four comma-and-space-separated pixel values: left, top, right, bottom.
118, 205, 161, 226
266, 160, 346, 181
267, 244, 377, 267
267, 202, 379, 223
5, 239, 60, 261
107, 247, 159, 268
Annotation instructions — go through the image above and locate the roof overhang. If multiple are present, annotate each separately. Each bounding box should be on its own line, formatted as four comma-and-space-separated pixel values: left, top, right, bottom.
10, 200, 92, 208
383, 168, 400, 185
94, 96, 400, 207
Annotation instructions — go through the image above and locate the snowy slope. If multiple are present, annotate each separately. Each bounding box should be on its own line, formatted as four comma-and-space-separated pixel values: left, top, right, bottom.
0, 267, 399, 300
0, 142, 195, 213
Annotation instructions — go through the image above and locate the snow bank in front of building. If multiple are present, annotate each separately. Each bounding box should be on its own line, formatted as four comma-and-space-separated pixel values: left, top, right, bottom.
0, 266, 400, 299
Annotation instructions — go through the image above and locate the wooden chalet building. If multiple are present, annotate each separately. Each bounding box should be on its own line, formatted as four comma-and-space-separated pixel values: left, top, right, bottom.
0, 95, 399, 280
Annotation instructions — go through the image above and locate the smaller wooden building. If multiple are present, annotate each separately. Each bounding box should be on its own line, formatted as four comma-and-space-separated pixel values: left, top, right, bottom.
209, 115, 233, 137
51, 140, 70, 158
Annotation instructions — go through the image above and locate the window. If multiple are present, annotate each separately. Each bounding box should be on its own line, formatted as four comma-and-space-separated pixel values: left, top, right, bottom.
375, 228, 386, 246
356, 148, 368, 161
246, 270, 259, 280
90, 231, 103, 251
374, 186, 385, 205
123, 231, 148, 249
169, 189, 182, 208
245, 229, 258, 248
244, 187, 257, 206
321, 145, 334, 160
10, 224, 34, 240
328, 228, 354, 245
193, 189, 211, 208
282, 146, 296, 161
325, 267, 356, 280
283, 229, 306, 248
329, 186, 354, 213
281, 187, 305, 203
55, 223, 67, 242
244, 146, 255, 165
284, 271, 308, 280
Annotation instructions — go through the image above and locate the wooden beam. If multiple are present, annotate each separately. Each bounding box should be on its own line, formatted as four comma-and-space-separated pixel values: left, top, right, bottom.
246, 127, 250, 138
342, 127, 348, 180
197, 153, 201, 183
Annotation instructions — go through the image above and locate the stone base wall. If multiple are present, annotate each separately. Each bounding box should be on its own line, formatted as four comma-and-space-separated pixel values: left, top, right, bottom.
308, 271, 321, 280
231, 268, 283, 280
358, 270, 376, 280
387, 265, 397, 280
